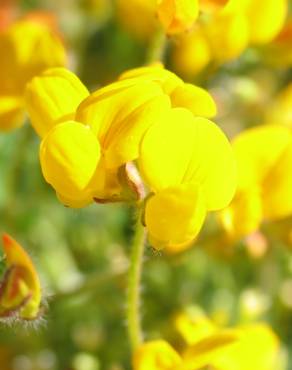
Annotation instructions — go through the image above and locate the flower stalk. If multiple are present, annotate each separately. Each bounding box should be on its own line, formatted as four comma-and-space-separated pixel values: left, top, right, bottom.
127, 205, 145, 352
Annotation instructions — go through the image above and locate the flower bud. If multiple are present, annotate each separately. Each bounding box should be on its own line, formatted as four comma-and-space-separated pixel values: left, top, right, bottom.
0, 234, 41, 320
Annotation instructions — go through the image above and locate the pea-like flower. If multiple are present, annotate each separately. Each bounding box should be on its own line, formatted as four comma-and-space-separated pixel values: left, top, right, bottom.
0, 18, 66, 131
0, 234, 41, 320
26, 64, 236, 249
28, 64, 220, 210
220, 124, 292, 239
139, 107, 236, 250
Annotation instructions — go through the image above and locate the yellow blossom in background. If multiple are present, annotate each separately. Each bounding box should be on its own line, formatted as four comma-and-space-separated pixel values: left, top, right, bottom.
0, 234, 41, 320
205, 5, 249, 63
0, 18, 66, 131
157, 0, 199, 35
172, 25, 211, 78
133, 331, 238, 370
139, 107, 236, 250
133, 340, 181, 370
115, 0, 158, 40
171, 0, 288, 77
220, 124, 292, 239
174, 310, 282, 370
244, 0, 288, 45
25, 67, 89, 137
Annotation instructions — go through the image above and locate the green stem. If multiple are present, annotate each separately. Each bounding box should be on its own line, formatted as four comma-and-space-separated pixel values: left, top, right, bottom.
127, 206, 145, 352
147, 28, 167, 64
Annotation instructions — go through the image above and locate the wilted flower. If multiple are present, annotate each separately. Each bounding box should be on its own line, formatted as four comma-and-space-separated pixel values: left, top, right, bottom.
0, 234, 41, 320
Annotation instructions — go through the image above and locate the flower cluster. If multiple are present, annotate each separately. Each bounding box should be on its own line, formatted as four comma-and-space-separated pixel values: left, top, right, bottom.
172, 0, 288, 77
25, 64, 236, 250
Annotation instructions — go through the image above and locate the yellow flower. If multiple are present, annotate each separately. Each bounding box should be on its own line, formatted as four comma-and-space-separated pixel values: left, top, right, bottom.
133, 340, 182, 370
157, 0, 199, 35
220, 124, 292, 239
25, 67, 89, 138
0, 18, 66, 131
29, 65, 220, 210
139, 107, 236, 250
0, 234, 41, 320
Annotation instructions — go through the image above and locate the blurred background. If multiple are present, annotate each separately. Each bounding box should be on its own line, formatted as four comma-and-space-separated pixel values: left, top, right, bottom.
1, 0, 292, 369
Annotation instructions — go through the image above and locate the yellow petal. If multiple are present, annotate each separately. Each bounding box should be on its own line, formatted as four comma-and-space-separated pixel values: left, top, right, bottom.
119, 65, 183, 94
174, 309, 217, 346
232, 124, 291, 191
133, 340, 182, 370
219, 187, 262, 238
0, 19, 66, 95
0, 234, 41, 320
76, 78, 170, 168
139, 108, 236, 210
144, 183, 207, 249
212, 324, 280, 370
182, 330, 239, 369
245, 0, 288, 45
170, 83, 217, 118
171, 28, 211, 77
0, 95, 25, 131
40, 121, 101, 204
205, 7, 249, 62
263, 140, 292, 220
25, 67, 89, 137
157, 0, 199, 35
105, 94, 171, 168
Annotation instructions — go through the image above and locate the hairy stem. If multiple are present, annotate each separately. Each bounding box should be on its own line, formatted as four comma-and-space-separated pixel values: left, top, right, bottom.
127, 206, 145, 352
